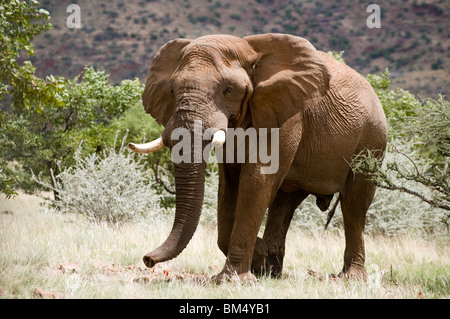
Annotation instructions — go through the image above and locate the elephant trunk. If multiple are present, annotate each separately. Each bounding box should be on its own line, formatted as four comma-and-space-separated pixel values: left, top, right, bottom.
143, 161, 206, 268
138, 101, 228, 268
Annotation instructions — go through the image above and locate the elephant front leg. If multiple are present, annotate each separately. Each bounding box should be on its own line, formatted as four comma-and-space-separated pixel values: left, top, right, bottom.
216, 163, 240, 257
216, 211, 268, 282
215, 168, 278, 283
214, 117, 302, 282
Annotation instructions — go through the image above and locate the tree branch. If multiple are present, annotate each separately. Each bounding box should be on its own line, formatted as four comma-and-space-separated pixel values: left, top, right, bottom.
377, 182, 450, 211
151, 159, 175, 195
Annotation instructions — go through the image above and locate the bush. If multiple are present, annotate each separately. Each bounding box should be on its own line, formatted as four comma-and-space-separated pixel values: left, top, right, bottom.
34, 136, 162, 224
327, 50, 346, 64
358, 149, 447, 237
230, 14, 241, 20
431, 58, 443, 70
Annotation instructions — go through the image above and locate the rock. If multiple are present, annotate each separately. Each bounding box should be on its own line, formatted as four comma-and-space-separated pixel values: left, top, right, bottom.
307, 267, 327, 281
307, 267, 319, 277
134, 275, 158, 284
58, 262, 80, 274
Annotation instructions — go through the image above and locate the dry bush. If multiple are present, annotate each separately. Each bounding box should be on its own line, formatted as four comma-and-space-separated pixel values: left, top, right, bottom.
33, 137, 162, 224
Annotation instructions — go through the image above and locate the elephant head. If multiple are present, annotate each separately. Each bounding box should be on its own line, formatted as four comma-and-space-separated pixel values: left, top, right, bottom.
129, 34, 331, 268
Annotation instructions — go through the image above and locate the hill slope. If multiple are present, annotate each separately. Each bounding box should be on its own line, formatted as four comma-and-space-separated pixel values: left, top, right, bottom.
32, 0, 449, 97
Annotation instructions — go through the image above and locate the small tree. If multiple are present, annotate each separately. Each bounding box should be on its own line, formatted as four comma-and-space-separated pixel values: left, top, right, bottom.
0, 0, 56, 197
1, 66, 143, 198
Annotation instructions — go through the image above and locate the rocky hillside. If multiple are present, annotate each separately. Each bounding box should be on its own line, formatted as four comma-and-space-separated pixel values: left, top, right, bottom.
32, 0, 449, 97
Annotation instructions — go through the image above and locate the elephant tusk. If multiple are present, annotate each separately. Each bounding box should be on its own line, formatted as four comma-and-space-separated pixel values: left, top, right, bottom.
212, 130, 226, 147
128, 137, 165, 153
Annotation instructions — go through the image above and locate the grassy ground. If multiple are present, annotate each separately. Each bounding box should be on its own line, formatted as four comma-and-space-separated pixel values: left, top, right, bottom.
0, 192, 448, 299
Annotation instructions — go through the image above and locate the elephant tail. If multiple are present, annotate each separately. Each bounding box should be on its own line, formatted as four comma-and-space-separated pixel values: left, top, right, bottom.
324, 194, 341, 229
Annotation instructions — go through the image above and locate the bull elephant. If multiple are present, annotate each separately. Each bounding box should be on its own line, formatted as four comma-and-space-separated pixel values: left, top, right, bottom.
128, 33, 387, 282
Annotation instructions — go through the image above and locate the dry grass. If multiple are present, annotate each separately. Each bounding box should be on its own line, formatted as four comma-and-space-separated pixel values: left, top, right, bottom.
0, 192, 449, 299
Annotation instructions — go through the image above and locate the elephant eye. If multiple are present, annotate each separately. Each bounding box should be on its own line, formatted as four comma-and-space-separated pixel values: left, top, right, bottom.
223, 86, 233, 95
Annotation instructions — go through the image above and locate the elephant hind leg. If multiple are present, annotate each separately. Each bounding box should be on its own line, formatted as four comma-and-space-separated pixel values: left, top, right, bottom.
251, 190, 308, 277
339, 173, 376, 280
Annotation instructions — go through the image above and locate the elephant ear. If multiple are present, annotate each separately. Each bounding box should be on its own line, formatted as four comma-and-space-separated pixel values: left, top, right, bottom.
142, 38, 192, 126
244, 33, 331, 129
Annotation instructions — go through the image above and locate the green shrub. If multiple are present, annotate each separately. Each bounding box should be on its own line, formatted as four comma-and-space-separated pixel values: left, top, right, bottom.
230, 14, 241, 20
188, 13, 197, 24
431, 58, 443, 70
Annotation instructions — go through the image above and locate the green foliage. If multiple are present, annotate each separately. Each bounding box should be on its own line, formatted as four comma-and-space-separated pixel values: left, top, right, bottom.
367, 69, 449, 158
230, 13, 241, 20
367, 69, 423, 139
0, 0, 153, 199
0, 0, 56, 196
0, 0, 59, 111
110, 102, 162, 144
431, 58, 443, 70
327, 50, 346, 64
329, 34, 351, 51
0, 167, 17, 199
1, 66, 143, 194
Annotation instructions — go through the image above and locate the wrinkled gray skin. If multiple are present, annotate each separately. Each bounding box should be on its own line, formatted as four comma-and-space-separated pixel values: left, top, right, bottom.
133, 34, 387, 282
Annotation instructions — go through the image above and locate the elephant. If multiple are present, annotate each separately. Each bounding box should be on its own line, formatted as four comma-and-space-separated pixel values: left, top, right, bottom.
128, 33, 387, 282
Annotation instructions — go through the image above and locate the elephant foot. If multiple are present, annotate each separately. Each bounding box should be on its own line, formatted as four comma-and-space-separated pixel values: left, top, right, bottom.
250, 237, 286, 278
265, 254, 284, 278
213, 269, 257, 284
251, 237, 268, 276
213, 254, 259, 284
338, 265, 368, 281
